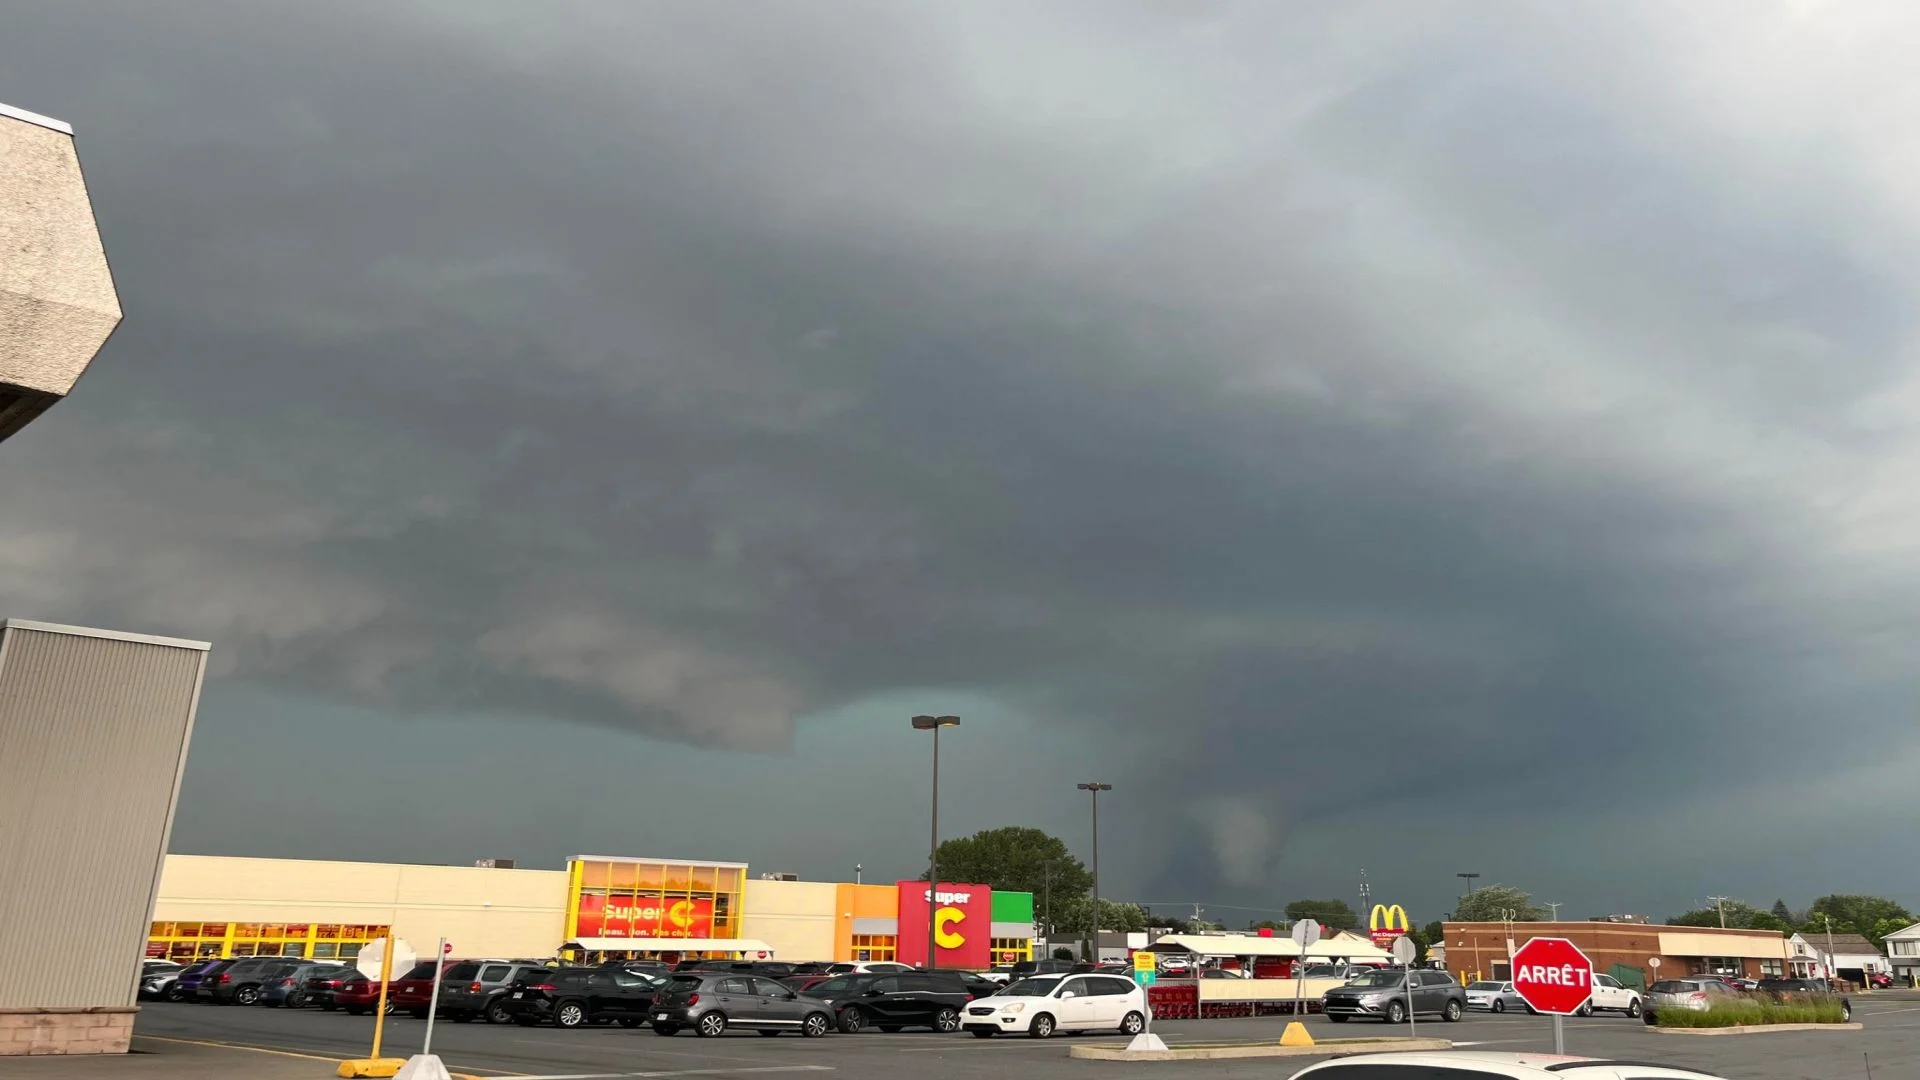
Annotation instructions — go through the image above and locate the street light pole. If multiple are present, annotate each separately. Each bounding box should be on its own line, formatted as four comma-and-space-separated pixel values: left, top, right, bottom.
1456, 873, 1480, 900
1078, 782, 1112, 962
912, 715, 961, 970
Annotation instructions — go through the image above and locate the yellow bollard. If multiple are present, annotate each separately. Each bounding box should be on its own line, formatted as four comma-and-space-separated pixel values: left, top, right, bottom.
338, 933, 406, 1078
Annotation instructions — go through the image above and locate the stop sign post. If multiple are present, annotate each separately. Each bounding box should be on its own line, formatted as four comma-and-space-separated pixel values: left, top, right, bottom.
1511, 937, 1593, 1054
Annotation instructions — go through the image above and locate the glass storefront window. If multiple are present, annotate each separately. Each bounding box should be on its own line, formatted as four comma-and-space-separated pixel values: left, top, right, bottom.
852, 934, 897, 962
568, 859, 747, 943
147, 922, 388, 960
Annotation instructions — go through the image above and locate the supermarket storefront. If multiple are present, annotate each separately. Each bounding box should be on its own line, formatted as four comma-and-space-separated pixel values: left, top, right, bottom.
148, 855, 1036, 967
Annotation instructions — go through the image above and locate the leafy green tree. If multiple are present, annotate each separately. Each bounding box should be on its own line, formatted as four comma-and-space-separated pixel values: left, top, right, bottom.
1770, 899, 1793, 924
1808, 895, 1914, 945
921, 826, 1092, 933
1423, 920, 1444, 942
1283, 899, 1359, 931
1055, 897, 1150, 935
1668, 899, 1792, 935
1452, 884, 1547, 922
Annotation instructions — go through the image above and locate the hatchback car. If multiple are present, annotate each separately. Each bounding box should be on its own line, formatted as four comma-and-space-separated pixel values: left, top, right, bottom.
1753, 978, 1852, 1021
961, 972, 1148, 1039
1286, 1051, 1732, 1080
173, 958, 238, 1001
650, 973, 835, 1037
389, 959, 460, 1018
204, 956, 308, 1005
1642, 978, 1738, 1024
334, 975, 397, 1016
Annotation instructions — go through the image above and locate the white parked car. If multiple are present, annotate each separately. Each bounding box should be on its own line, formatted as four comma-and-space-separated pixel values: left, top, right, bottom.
824, 961, 914, 975
960, 972, 1148, 1039
1289, 1051, 1729, 1080
1582, 973, 1643, 1017
1464, 980, 1526, 1012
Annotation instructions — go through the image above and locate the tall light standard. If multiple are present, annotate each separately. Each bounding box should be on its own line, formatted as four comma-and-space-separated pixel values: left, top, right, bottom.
1456, 872, 1480, 899
1077, 782, 1112, 961
912, 715, 960, 969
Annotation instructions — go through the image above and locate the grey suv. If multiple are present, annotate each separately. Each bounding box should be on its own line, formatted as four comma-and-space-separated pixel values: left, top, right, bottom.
650, 973, 835, 1038
439, 961, 558, 1024
203, 956, 307, 1005
1322, 969, 1466, 1023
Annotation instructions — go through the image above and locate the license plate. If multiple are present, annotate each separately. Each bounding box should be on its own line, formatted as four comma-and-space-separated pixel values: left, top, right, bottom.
655, 1013, 669, 1020
512, 991, 523, 998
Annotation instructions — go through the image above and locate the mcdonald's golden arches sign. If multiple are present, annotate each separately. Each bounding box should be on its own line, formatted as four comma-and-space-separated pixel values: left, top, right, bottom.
1368, 903, 1410, 948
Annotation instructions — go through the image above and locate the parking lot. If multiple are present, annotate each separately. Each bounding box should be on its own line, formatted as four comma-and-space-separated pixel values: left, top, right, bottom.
130, 996, 1920, 1080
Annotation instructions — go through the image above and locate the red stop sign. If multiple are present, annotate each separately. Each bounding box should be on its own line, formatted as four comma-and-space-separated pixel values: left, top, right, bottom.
1510, 937, 1594, 1015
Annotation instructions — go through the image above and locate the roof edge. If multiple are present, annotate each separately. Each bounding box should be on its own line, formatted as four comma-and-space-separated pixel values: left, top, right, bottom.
4, 618, 211, 652
0, 101, 73, 135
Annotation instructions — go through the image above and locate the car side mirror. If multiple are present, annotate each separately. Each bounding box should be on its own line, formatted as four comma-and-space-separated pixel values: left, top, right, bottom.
782, 991, 798, 1000
1060, 991, 1076, 999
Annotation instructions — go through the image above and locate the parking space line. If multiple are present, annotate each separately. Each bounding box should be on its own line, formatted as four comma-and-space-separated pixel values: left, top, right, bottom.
510, 1060, 833, 1068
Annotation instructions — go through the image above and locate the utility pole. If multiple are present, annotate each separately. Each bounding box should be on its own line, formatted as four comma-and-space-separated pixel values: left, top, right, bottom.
1077, 782, 1113, 962
1707, 896, 1731, 929
1546, 901, 1562, 920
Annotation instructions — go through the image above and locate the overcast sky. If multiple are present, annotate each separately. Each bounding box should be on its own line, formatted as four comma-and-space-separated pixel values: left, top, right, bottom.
6, 1, 1920, 926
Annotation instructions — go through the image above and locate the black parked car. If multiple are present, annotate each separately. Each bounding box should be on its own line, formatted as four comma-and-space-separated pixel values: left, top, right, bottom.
504, 967, 661, 1029
798, 970, 971, 1033
173, 959, 237, 1001
649, 973, 835, 1038
206, 957, 308, 1005
1755, 978, 1853, 1021
1322, 969, 1466, 1024
1008, 958, 1076, 979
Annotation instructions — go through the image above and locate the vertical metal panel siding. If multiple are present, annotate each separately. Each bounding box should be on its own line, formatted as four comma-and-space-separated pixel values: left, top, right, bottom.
0, 628, 205, 1008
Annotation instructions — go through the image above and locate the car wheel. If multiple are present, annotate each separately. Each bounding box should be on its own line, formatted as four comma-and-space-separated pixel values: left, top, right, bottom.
556, 1001, 588, 1029
1386, 1000, 1407, 1024
971, 1028, 996, 1038
1626, 999, 1642, 1018
652, 1023, 681, 1036
837, 1007, 864, 1034
1642, 1010, 1657, 1026
1028, 1013, 1056, 1039
803, 1012, 831, 1038
287, 993, 306, 1009
166, 985, 185, 1002
486, 1001, 513, 1024
1576, 1002, 1593, 1017
1119, 1010, 1145, 1036
235, 986, 261, 1006
696, 1012, 728, 1038
1444, 1000, 1463, 1022
1491, 1000, 1505, 1014
1842, 1001, 1852, 1022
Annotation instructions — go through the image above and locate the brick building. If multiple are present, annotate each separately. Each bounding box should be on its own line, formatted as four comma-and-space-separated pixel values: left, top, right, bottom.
1444, 920, 1790, 988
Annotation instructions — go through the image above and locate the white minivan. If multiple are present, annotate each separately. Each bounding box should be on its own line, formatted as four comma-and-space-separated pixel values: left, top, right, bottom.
960, 972, 1148, 1039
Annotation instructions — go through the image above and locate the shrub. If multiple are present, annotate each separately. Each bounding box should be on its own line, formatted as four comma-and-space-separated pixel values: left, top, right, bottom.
1655, 997, 1848, 1028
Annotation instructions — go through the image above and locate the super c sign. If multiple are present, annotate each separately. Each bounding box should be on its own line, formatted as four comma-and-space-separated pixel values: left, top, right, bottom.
895, 881, 990, 970
575, 894, 714, 939
1369, 904, 1410, 949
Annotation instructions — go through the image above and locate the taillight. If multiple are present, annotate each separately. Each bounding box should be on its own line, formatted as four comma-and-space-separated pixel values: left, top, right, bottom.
687, 992, 699, 1006
281, 979, 294, 987
1690, 992, 1707, 1003
528, 983, 556, 992
220, 974, 232, 984
470, 983, 483, 993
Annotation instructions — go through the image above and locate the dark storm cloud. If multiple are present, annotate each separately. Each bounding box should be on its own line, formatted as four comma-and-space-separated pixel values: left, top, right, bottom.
6, 0, 1920, 911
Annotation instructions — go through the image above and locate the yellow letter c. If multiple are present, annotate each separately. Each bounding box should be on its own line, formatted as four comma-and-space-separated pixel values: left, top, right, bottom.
934, 906, 966, 949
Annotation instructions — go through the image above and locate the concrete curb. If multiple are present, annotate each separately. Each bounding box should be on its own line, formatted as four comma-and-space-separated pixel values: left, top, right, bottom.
1070, 1037, 1455, 1061
1648, 1022, 1863, 1036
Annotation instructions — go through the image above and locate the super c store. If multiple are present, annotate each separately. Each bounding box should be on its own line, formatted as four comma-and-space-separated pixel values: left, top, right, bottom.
148, 854, 1038, 968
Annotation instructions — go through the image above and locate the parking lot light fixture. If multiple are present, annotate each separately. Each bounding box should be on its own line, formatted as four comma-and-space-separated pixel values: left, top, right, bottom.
912, 715, 960, 968
1077, 782, 1112, 961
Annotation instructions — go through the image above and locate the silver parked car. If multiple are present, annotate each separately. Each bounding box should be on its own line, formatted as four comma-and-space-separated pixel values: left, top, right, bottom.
1464, 980, 1527, 1013
649, 973, 835, 1038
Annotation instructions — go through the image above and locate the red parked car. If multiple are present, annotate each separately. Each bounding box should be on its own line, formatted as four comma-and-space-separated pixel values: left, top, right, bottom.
389, 961, 459, 1018
333, 976, 396, 1016
304, 968, 361, 1011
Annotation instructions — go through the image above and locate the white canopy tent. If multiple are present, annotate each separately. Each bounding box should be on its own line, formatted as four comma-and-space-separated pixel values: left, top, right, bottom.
1145, 933, 1393, 961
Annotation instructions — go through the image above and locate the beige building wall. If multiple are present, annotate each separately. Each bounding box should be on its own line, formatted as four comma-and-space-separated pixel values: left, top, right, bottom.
741, 879, 839, 961
157, 855, 570, 960
0, 103, 122, 441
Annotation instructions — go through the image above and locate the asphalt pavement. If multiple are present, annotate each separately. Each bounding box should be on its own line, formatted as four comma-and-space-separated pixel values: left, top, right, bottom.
110, 997, 1920, 1080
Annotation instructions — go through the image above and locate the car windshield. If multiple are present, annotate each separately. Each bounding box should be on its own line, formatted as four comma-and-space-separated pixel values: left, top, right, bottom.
1001, 977, 1065, 997
1468, 981, 1504, 990
1347, 971, 1406, 988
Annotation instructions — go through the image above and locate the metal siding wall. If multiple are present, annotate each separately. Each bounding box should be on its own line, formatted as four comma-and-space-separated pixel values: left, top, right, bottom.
0, 627, 205, 1008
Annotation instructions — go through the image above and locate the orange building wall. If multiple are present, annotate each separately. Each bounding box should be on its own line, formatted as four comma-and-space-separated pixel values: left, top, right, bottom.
833, 883, 900, 960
